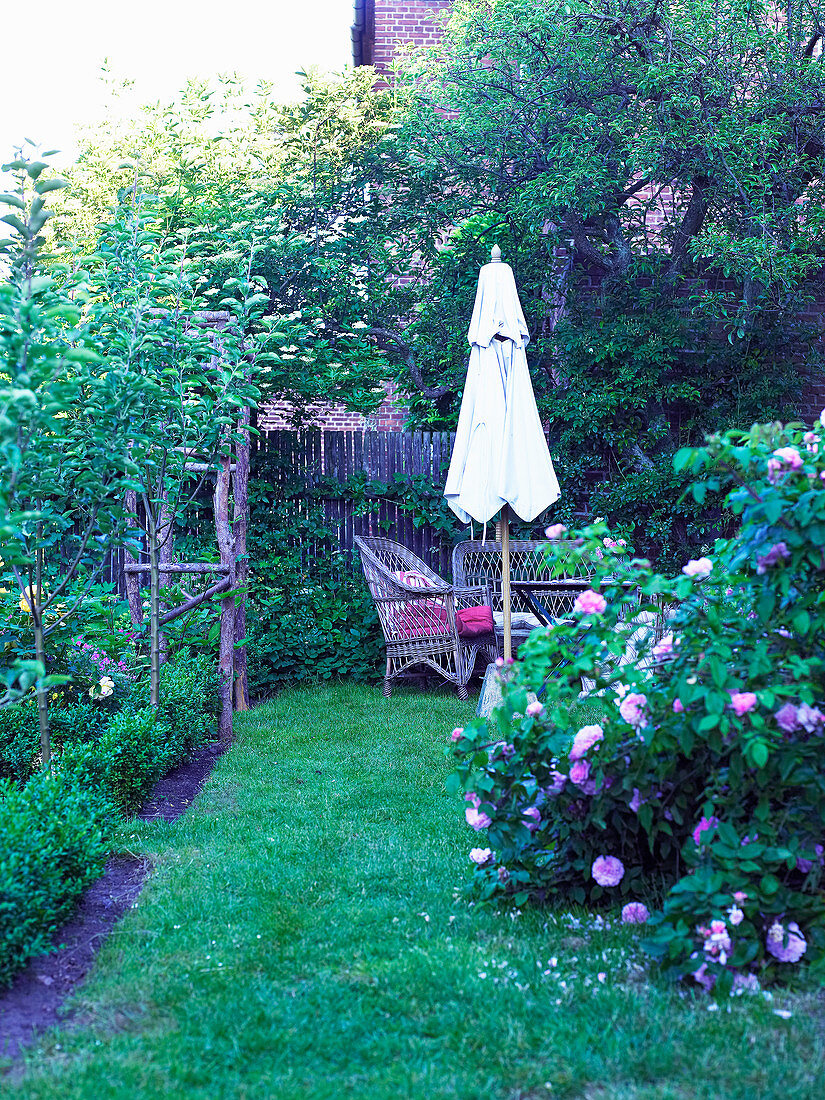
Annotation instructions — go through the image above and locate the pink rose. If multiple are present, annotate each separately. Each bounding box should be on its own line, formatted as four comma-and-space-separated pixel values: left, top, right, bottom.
756, 542, 790, 574
619, 692, 647, 728
703, 919, 732, 959
774, 703, 799, 733
451, 727, 464, 742
766, 920, 807, 963
682, 557, 713, 579
569, 724, 604, 761
692, 961, 715, 991
569, 759, 590, 786
545, 523, 567, 540
729, 691, 758, 717
797, 703, 825, 732
803, 431, 819, 455
591, 855, 625, 887
465, 791, 480, 808
573, 589, 606, 615
766, 457, 783, 484
465, 807, 492, 831
652, 633, 675, 659
522, 807, 542, 832
544, 769, 567, 795
469, 847, 492, 865
772, 446, 803, 470
621, 902, 649, 924
692, 815, 719, 845
526, 700, 545, 718
672, 698, 684, 714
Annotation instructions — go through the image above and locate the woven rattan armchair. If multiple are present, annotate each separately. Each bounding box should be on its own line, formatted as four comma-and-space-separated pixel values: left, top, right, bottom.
453, 540, 594, 648
453, 538, 671, 661
354, 536, 498, 700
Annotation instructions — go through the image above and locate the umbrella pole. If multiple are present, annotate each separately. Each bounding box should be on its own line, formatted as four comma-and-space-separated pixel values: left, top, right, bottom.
500, 505, 512, 661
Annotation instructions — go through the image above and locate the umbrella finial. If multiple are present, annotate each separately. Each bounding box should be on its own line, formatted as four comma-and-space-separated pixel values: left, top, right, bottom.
490, 244, 502, 263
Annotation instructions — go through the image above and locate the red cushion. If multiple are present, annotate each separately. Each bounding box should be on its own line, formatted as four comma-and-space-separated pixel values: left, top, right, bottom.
456, 605, 494, 638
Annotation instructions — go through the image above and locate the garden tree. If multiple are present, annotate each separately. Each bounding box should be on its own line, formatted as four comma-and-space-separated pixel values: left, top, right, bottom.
52, 69, 396, 422
82, 177, 265, 718
393, 0, 825, 564
51, 71, 287, 252
186, 15, 825, 565
0, 153, 146, 764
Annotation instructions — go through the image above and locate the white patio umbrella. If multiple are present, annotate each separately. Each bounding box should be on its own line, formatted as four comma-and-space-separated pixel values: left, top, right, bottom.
444, 245, 560, 659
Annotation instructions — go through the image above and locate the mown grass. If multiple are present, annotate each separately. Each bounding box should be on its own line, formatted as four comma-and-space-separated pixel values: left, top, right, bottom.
4, 682, 824, 1099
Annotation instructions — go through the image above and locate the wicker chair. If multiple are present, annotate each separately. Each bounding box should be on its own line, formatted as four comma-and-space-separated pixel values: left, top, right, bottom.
452, 538, 672, 661
354, 535, 499, 700
453, 540, 595, 648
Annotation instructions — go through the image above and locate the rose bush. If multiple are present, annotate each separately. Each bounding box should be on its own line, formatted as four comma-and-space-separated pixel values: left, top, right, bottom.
448, 414, 825, 994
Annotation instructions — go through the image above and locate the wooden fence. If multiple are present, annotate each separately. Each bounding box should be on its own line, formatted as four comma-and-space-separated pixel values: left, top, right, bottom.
254, 429, 458, 576
104, 429, 460, 592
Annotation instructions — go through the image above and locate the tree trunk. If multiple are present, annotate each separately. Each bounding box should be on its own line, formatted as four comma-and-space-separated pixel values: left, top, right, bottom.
146, 505, 161, 708
31, 551, 51, 770
232, 406, 250, 711
214, 453, 235, 739
157, 488, 174, 665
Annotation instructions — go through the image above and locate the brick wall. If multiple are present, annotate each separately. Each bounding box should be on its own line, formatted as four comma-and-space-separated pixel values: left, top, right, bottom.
257, 3, 452, 433
371, 0, 454, 72
259, 380, 410, 431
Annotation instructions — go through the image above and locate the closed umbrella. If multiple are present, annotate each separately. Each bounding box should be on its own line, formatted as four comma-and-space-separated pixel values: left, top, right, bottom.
444, 245, 560, 659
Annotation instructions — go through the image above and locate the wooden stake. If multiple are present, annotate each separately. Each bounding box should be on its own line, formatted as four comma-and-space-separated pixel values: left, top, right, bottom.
214, 452, 235, 740
232, 405, 251, 711
157, 487, 173, 665
124, 489, 143, 630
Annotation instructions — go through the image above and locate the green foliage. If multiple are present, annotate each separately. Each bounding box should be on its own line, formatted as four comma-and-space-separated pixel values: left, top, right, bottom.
243, 475, 384, 692
154, 651, 220, 752
60, 708, 175, 817
241, 452, 475, 692
0, 647, 218, 985
0, 769, 109, 987
0, 151, 143, 753
0, 701, 39, 783
450, 411, 825, 991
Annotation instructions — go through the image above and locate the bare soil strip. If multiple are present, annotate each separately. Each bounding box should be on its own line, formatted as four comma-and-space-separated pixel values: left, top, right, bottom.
0, 738, 230, 1059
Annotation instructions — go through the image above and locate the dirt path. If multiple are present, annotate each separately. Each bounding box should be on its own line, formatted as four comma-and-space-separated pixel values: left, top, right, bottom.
0, 738, 230, 1060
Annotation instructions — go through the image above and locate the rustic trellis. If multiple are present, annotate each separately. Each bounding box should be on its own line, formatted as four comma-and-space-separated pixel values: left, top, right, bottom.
121, 314, 251, 739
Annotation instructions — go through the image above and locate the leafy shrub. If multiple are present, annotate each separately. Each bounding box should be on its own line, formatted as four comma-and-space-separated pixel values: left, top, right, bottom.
0, 699, 115, 784
449, 415, 825, 994
248, 574, 384, 696
0, 701, 40, 783
155, 650, 220, 755
0, 770, 109, 986
60, 707, 177, 816
48, 702, 112, 749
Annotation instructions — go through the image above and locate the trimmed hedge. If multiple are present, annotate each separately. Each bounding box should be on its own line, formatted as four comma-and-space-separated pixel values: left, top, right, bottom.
60, 708, 176, 816
0, 649, 220, 987
0, 770, 109, 986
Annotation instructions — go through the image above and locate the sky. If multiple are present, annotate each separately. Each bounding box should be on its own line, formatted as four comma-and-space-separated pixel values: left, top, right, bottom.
0, 0, 354, 168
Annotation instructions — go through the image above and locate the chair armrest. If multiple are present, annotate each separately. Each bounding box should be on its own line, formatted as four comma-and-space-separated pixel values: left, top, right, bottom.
387, 576, 452, 596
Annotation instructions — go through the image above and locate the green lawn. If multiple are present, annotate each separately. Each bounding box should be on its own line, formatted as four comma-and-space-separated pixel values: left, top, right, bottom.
5, 683, 824, 1099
